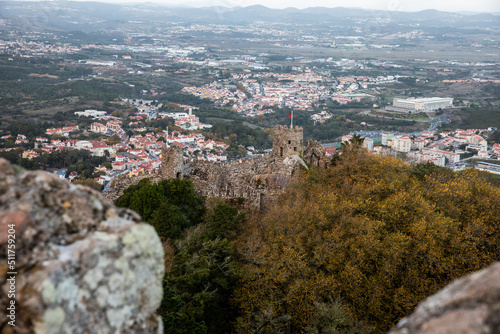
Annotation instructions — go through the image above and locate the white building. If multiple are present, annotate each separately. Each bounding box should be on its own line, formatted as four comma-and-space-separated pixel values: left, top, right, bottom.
393, 97, 453, 111
158, 112, 189, 120
74, 110, 108, 118
407, 151, 446, 167
422, 148, 460, 163
392, 136, 412, 153
468, 134, 487, 148
412, 140, 426, 151
75, 140, 93, 150
363, 137, 374, 151
90, 123, 109, 134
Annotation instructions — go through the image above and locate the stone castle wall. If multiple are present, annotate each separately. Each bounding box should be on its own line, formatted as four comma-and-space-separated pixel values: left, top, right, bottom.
176, 125, 310, 208
106, 125, 328, 209
185, 153, 306, 209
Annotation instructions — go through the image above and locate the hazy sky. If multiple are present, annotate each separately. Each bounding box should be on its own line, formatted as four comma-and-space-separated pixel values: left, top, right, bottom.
137, 0, 500, 13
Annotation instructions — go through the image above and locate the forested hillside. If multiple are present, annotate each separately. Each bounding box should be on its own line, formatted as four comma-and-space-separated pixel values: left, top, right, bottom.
234, 143, 500, 333
116, 142, 500, 333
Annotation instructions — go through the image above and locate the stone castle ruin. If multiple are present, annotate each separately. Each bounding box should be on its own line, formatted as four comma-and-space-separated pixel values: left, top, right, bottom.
106, 125, 329, 208
160, 145, 184, 179
303, 139, 330, 169
159, 125, 329, 209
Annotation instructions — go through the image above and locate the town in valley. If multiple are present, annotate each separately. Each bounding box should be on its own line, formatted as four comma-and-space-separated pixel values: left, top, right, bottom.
0, 1, 499, 190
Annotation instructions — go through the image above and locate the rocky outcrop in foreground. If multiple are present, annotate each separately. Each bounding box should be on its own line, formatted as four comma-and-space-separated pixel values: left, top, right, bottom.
389, 262, 500, 334
0, 159, 164, 333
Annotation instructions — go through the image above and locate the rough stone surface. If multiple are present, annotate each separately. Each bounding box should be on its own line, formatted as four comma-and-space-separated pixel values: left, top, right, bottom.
303, 139, 329, 169
180, 125, 309, 209
104, 174, 153, 203
0, 159, 164, 334
388, 262, 500, 334
271, 125, 303, 158
160, 145, 184, 180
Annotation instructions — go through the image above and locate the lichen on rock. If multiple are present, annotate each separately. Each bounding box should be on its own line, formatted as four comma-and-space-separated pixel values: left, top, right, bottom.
0, 158, 164, 333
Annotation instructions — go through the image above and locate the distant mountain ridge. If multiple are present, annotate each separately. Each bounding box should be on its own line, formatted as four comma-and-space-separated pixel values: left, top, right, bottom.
0, 1, 498, 32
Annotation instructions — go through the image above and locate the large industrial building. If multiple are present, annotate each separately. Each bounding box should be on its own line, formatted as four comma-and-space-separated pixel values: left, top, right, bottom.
392, 97, 454, 111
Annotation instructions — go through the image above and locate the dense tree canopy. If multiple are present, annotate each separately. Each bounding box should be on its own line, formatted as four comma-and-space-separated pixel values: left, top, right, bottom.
116, 179, 245, 333
233, 143, 500, 333
116, 178, 205, 239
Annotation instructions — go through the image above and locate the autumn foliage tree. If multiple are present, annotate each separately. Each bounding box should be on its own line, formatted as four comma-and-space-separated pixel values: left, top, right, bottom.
233, 143, 500, 333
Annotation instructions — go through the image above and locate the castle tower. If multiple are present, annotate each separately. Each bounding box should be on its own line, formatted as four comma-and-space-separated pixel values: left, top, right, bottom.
161, 145, 184, 179
271, 125, 303, 158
